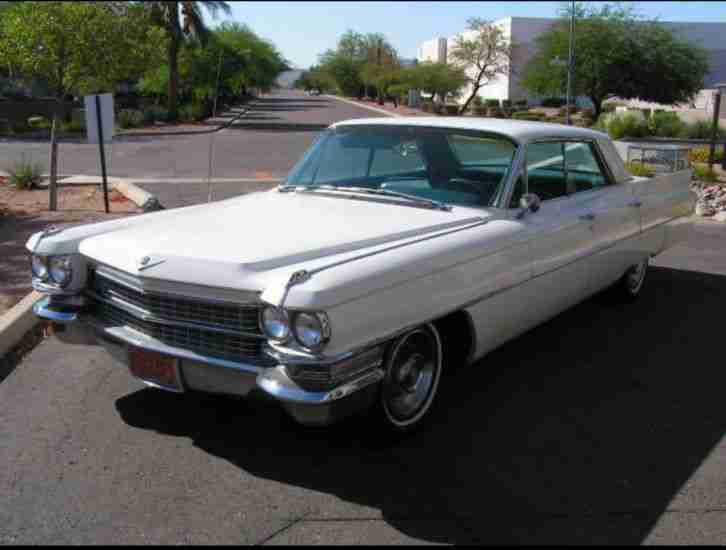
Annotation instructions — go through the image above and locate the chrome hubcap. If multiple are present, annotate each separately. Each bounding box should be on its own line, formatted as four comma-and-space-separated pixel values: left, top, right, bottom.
626, 260, 648, 293
383, 328, 439, 424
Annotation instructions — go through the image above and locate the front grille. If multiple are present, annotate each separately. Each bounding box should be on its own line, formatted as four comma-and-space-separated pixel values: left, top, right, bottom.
86, 268, 273, 365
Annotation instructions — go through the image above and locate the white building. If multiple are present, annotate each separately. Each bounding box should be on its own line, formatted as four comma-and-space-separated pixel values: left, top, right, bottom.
418, 16, 726, 108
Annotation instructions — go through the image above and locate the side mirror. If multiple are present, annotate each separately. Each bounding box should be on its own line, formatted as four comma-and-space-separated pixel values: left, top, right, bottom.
517, 193, 541, 219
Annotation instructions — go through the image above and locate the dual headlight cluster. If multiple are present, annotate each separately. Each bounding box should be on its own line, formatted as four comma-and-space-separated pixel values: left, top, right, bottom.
31, 254, 74, 288
260, 306, 331, 352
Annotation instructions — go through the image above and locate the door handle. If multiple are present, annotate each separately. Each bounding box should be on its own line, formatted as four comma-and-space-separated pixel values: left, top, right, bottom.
628, 200, 642, 208
579, 212, 596, 221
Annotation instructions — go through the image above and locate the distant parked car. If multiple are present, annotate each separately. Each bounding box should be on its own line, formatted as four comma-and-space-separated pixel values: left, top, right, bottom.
28, 118, 695, 434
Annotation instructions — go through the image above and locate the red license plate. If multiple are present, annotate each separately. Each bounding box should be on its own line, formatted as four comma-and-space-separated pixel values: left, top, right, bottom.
127, 347, 182, 392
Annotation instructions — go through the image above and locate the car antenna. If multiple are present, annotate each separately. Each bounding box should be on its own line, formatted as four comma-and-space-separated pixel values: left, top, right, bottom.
207, 128, 216, 203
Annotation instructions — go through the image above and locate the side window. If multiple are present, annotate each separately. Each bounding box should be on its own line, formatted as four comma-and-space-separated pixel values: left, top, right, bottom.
525, 142, 567, 201
564, 142, 610, 193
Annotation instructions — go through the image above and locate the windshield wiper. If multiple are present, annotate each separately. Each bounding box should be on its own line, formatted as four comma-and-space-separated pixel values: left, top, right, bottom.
279, 184, 451, 211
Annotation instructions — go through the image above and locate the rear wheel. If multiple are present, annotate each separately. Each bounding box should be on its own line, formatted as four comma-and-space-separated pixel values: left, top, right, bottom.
376, 323, 443, 435
612, 257, 649, 302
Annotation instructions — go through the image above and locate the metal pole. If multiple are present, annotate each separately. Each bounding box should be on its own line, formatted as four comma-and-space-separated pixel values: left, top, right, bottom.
48, 112, 58, 211
212, 48, 223, 119
709, 90, 721, 169
95, 95, 109, 214
565, 0, 575, 125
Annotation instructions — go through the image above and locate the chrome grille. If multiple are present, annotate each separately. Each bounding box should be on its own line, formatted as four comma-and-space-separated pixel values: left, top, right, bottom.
86, 268, 273, 366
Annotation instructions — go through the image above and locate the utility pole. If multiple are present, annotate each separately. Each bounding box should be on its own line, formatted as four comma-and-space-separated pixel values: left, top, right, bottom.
565, 0, 575, 125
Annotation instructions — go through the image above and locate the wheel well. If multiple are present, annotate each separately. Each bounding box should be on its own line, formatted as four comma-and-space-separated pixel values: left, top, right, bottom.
433, 310, 475, 368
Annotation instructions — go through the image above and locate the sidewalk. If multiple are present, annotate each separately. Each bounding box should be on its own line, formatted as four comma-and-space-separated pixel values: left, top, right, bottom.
329, 96, 426, 117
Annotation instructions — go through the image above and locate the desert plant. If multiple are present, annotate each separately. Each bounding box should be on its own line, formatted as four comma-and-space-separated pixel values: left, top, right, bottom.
6, 154, 43, 189
692, 164, 718, 182
688, 147, 725, 164
625, 161, 655, 177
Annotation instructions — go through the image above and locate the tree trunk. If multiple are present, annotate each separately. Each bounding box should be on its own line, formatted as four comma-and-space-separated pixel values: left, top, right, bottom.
48, 113, 58, 212
460, 86, 481, 115
166, 5, 181, 122
590, 96, 603, 122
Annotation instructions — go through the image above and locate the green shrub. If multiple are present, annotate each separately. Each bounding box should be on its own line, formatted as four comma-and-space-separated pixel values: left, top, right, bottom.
117, 109, 144, 129
179, 102, 210, 122
603, 113, 649, 139
688, 147, 725, 164
444, 104, 460, 115
514, 99, 528, 109
142, 105, 168, 124
484, 99, 500, 108
679, 120, 726, 140
60, 118, 85, 133
501, 99, 512, 110
512, 110, 546, 121
541, 97, 566, 108
692, 164, 718, 182
648, 111, 685, 138
487, 106, 503, 117
6, 154, 44, 189
472, 96, 483, 107
473, 105, 487, 116
27, 116, 50, 130
602, 102, 618, 113
624, 161, 655, 177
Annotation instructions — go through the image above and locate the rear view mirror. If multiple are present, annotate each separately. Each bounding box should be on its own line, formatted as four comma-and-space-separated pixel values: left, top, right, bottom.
517, 193, 541, 219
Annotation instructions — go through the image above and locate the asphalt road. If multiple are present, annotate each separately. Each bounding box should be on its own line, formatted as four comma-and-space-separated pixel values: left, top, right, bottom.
2, 220, 726, 544
0, 90, 378, 182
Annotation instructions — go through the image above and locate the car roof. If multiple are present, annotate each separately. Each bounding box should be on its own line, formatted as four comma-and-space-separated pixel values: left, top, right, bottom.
330, 116, 609, 144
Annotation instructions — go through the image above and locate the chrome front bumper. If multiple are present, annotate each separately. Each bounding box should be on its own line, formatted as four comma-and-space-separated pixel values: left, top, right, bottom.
34, 297, 383, 426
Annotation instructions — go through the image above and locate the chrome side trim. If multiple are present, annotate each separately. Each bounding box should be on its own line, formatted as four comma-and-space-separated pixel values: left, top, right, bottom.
86, 289, 265, 339
33, 296, 78, 322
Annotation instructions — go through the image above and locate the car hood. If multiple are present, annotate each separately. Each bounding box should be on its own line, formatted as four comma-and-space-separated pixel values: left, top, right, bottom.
78, 190, 490, 292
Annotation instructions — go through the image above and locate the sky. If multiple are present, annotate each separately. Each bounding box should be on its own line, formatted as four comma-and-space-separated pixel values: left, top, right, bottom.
220, 1, 726, 69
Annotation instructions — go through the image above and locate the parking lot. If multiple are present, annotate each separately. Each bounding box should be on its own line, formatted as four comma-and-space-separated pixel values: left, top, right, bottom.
2, 219, 726, 544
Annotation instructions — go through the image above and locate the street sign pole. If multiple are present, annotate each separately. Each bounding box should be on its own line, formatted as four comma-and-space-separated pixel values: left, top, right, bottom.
94, 95, 110, 213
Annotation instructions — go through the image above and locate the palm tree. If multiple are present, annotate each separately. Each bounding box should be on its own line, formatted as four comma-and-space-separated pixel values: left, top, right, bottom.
148, 1, 231, 121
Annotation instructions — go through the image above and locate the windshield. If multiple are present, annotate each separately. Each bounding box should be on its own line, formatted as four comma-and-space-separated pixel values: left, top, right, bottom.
284, 125, 518, 208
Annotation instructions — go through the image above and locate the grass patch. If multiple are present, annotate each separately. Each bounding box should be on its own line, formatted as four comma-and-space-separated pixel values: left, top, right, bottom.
5, 154, 44, 189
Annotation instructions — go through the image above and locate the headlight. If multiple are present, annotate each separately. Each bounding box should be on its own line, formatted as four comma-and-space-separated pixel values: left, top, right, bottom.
292, 311, 331, 351
48, 255, 73, 287
261, 306, 290, 341
31, 255, 49, 280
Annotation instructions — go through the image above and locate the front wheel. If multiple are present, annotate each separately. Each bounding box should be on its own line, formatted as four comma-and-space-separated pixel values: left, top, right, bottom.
375, 323, 443, 435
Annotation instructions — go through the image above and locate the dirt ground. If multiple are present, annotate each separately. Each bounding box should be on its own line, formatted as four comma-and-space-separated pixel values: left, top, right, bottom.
0, 181, 139, 315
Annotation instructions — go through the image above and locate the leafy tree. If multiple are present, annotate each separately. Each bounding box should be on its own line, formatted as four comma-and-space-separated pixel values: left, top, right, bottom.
406, 62, 467, 105
0, 1, 163, 98
145, 1, 231, 121
449, 18, 513, 114
521, 2, 709, 119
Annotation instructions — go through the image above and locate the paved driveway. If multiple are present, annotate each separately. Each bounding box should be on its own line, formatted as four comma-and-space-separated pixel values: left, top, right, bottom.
2, 220, 726, 544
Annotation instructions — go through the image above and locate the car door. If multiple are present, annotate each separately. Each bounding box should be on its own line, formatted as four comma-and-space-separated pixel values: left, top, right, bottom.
510, 140, 599, 328
562, 141, 641, 294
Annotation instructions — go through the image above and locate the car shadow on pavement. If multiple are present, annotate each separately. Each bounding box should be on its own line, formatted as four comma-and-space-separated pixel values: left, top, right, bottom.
116, 265, 726, 544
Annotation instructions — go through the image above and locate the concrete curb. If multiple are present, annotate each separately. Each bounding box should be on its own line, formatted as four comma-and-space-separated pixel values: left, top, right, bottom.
113, 105, 252, 138
324, 95, 401, 118
0, 291, 42, 360
114, 179, 162, 212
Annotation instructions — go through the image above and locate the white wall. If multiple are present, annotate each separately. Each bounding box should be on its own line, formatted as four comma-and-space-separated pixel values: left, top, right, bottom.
417, 37, 447, 63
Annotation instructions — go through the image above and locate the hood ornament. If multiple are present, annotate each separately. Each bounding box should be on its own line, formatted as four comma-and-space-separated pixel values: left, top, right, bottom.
137, 254, 165, 271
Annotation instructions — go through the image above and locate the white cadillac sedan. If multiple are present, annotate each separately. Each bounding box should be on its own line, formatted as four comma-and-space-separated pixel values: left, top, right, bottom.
28, 118, 695, 433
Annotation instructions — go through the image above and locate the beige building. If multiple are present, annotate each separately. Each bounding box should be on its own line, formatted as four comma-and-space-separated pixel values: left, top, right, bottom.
418, 16, 726, 109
